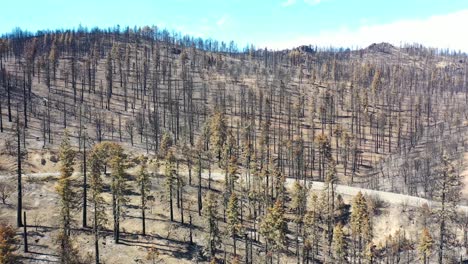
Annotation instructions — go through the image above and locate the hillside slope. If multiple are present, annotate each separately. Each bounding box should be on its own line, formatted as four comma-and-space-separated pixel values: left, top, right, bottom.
0, 28, 467, 263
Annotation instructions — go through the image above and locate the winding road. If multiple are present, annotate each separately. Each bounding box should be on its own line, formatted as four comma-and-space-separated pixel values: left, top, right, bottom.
2, 171, 467, 213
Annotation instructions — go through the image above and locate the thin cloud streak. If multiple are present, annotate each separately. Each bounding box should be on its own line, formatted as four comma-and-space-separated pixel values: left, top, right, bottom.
261, 9, 468, 51
282, 0, 325, 7
216, 15, 229, 27
281, 0, 297, 7
304, 0, 323, 6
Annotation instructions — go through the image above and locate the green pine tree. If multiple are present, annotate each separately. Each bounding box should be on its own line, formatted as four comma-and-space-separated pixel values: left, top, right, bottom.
418, 227, 433, 264
137, 156, 151, 235
259, 200, 286, 263
332, 223, 347, 263
165, 150, 176, 222
226, 193, 241, 256
350, 191, 371, 263
203, 192, 221, 260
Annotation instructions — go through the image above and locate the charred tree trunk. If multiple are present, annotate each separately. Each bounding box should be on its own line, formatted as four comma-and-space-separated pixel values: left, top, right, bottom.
16, 111, 23, 228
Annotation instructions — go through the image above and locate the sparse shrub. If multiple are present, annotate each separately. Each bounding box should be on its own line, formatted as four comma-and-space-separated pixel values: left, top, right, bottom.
50, 155, 58, 163
146, 247, 161, 264
3, 139, 15, 156
0, 181, 13, 204
0, 223, 19, 263
366, 195, 387, 216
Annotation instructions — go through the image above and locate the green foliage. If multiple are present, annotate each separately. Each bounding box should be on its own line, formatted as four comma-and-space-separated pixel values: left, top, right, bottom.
109, 144, 129, 240
383, 229, 412, 262
105, 52, 112, 91
371, 69, 381, 95
304, 193, 321, 251
350, 192, 371, 241
273, 164, 286, 201
164, 150, 176, 222
334, 194, 348, 224
315, 134, 331, 159
364, 242, 376, 263
137, 156, 151, 208
227, 155, 239, 191
259, 119, 271, 155
0, 224, 18, 264
240, 124, 253, 166
332, 223, 347, 263
325, 158, 337, 185
164, 150, 176, 198
208, 109, 227, 162
226, 193, 241, 237
48, 42, 57, 66
434, 152, 462, 263
56, 231, 92, 264
290, 181, 307, 224
111, 43, 120, 60
259, 200, 287, 252
88, 148, 104, 214
418, 227, 433, 263
88, 142, 127, 230
56, 131, 80, 262
58, 130, 75, 180
159, 132, 173, 158
436, 153, 461, 206
203, 192, 221, 259
56, 130, 77, 235
350, 191, 372, 262
110, 145, 129, 208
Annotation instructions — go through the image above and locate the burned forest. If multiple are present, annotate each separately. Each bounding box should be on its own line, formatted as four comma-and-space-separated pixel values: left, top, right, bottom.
0, 27, 467, 263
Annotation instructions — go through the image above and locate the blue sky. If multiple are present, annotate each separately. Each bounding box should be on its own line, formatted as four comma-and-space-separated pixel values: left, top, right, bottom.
2, 0, 468, 50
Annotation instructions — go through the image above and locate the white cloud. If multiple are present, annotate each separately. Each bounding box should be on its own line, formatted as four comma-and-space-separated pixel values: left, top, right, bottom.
282, 0, 325, 7
303, 0, 323, 5
261, 9, 468, 51
216, 15, 229, 27
281, 0, 296, 7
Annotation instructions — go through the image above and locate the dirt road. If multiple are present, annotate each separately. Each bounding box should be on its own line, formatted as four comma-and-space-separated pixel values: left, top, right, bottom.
3, 171, 467, 213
